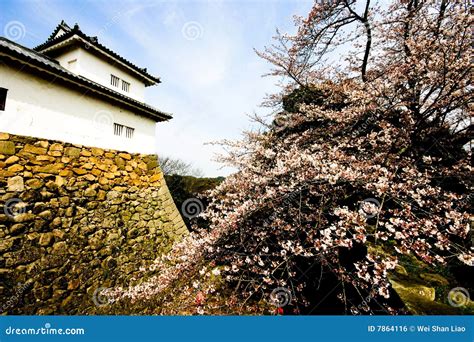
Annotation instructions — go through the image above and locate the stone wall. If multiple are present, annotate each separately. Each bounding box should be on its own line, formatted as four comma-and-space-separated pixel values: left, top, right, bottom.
0, 132, 187, 314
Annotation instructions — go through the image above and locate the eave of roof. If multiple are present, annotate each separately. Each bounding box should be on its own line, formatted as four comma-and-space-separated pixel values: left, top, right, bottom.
46, 20, 72, 42
0, 37, 172, 122
34, 23, 161, 86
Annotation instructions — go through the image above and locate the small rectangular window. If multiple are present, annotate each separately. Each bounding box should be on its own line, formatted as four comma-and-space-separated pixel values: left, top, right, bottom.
114, 123, 124, 136
122, 81, 130, 92
0, 88, 7, 111
125, 126, 134, 138
110, 75, 120, 87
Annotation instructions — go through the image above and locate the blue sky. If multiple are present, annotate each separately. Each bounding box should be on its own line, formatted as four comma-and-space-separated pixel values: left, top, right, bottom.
0, 0, 313, 177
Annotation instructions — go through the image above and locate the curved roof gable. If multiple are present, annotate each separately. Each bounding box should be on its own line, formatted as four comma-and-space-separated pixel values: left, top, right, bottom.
34, 20, 161, 86
47, 20, 73, 41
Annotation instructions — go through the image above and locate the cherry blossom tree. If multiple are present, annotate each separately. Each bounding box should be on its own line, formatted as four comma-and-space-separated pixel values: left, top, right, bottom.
110, 0, 472, 315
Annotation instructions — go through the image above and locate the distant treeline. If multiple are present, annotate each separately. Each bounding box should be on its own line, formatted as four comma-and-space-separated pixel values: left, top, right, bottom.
165, 175, 225, 229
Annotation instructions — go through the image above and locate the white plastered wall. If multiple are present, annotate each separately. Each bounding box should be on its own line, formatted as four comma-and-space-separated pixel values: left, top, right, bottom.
54, 46, 146, 102
0, 63, 157, 154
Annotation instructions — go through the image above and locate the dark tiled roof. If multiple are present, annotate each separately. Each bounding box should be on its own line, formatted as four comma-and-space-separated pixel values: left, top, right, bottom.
0, 36, 172, 122
46, 20, 72, 42
34, 21, 160, 86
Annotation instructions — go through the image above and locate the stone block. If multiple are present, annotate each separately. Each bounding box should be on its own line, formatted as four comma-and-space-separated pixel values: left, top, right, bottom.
8, 176, 24, 192
23, 144, 47, 155
39, 233, 54, 247
5, 156, 19, 164
32, 163, 65, 174
91, 147, 104, 156
64, 147, 81, 158
0, 141, 15, 155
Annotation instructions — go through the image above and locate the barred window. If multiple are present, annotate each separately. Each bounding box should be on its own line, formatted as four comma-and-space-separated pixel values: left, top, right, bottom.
122, 80, 130, 92
0, 87, 7, 111
114, 123, 134, 138
125, 126, 134, 138
114, 123, 124, 136
110, 74, 120, 87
